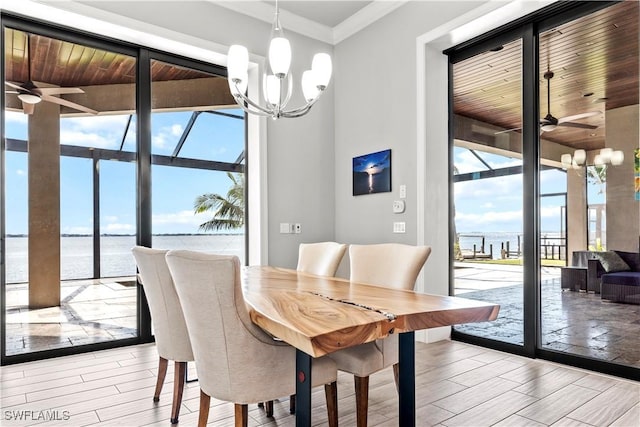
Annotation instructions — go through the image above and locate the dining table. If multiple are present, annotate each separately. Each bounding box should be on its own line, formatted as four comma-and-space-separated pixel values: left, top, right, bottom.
242, 266, 500, 427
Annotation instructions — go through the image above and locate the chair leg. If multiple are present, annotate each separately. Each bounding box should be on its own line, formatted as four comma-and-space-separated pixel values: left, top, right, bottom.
154, 357, 168, 402
354, 375, 369, 427
170, 361, 187, 424
289, 394, 296, 414
325, 381, 338, 427
198, 390, 210, 427
393, 362, 400, 394
235, 404, 248, 427
265, 400, 274, 417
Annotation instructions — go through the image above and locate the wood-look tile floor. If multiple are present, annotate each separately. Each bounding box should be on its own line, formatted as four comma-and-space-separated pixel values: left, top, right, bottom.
1, 340, 638, 426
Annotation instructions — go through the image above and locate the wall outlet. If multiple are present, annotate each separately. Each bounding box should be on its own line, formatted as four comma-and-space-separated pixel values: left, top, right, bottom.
294, 223, 301, 234
393, 222, 406, 233
280, 223, 291, 234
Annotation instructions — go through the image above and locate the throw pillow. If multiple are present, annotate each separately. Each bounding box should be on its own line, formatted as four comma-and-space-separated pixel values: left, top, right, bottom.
595, 251, 631, 273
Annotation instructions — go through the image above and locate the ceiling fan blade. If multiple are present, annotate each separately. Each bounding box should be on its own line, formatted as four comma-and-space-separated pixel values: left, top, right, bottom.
36, 86, 85, 96
558, 111, 601, 123
558, 121, 598, 130
5, 81, 27, 91
22, 102, 35, 115
41, 94, 98, 115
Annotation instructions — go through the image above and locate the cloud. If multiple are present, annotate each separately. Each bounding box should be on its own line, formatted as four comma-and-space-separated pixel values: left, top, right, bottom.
104, 223, 134, 233
152, 123, 185, 151
170, 124, 184, 136
16, 169, 26, 176
104, 215, 119, 223
456, 209, 523, 226
152, 210, 210, 227
62, 226, 93, 235
5, 111, 28, 125
59, 115, 134, 149
454, 149, 522, 174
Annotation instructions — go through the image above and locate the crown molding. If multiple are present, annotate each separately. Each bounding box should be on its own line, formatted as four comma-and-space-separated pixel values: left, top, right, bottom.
333, 1, 408, 44
212, 1, 334, 44
211, 1, 409, 46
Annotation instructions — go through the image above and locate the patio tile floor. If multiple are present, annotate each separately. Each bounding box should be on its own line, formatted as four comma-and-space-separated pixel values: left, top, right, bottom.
454, 264, 640, 368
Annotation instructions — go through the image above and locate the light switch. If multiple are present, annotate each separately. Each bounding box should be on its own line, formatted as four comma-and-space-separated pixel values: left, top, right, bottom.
280, 223, 291, 234
399, 184, 406, 199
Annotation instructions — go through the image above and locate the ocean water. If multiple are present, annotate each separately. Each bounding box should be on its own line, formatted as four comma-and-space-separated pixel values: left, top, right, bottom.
4, 234, 245, 284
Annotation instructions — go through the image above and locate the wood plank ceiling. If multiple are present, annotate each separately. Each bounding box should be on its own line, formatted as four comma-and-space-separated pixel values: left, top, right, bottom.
453, 1, 639, 152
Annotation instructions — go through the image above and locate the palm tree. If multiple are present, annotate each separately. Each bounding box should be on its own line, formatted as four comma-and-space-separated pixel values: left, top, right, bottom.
193, 172, 244, 232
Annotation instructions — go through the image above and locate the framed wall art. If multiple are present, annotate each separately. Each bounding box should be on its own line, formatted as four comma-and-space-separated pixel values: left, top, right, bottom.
352, 149, 391, 196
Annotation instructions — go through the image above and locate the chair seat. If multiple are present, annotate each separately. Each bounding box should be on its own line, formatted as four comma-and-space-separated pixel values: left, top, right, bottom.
329, 342, 383, 377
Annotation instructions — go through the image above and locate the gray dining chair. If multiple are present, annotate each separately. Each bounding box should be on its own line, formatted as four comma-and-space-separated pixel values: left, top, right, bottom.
329, 243, 432, 427
131, 246, 194, 424
165, 249, 338, 427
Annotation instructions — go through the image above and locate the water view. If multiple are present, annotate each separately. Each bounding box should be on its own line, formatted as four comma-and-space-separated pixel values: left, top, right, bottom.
5, 234, 245, 283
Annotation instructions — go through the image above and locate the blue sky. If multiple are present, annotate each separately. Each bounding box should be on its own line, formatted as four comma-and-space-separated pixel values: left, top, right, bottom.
5, 109, 244, 235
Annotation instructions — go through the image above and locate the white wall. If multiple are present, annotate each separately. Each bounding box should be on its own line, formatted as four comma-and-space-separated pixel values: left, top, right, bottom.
20, 0, 337, 269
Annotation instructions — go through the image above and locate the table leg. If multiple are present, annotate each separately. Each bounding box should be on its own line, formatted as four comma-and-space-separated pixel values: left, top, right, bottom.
398, 331, 415, 427
295, 349, 312, 427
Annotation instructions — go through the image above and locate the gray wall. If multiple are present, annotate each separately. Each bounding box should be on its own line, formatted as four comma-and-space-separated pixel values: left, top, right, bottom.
44, 0, 337, 269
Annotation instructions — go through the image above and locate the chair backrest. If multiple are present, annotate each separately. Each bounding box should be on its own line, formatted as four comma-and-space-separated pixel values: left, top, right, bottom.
131, 246, 193, 362
165, 250, 290, 403
297, 242, 347, 276
349, 243, 432, 290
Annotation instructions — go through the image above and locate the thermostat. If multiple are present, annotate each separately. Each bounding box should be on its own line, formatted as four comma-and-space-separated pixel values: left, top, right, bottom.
393, 200, 405, 213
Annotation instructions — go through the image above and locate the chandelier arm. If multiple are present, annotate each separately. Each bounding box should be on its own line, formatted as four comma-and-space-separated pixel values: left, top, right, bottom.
279, 95, 322, 117
232, 91, 274, 117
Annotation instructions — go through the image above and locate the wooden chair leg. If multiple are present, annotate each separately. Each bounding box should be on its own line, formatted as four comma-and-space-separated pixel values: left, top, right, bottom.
198, 390, 210, 427
354, 375, 369, 427
154, 357, 168, 402
170, 361, 187, 424
265, 400, 274, 417
235, 404, 248, 427
289, 394, 296, 414
393, 362, 400, 394
325, 381, 338, 427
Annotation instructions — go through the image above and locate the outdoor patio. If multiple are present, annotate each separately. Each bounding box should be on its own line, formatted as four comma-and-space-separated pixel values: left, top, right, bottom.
4, 265, 640, 369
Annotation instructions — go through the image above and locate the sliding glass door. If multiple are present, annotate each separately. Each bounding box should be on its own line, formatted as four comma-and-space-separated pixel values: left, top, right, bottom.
451, 37, 525, 346
449, 1, 639, 379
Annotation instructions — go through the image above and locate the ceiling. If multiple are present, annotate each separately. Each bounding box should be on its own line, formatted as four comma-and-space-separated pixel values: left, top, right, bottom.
263, 1, 372, 27
453, 1, 639, 153
3, 1, 638, 153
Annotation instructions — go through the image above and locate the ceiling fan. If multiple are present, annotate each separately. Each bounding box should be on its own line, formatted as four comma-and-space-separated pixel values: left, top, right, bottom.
496, 70, 600, 135
5, 34, 97, 115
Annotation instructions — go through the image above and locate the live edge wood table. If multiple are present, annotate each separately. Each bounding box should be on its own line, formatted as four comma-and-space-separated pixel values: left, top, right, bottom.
242, 266, 500, 427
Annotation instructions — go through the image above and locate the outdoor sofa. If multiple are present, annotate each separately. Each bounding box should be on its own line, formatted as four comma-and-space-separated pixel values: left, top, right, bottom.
587, 250, 640, 304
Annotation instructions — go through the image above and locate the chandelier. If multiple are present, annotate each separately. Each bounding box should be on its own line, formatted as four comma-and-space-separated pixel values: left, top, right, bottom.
226, 1, 332, 119
561, 148, 624, 169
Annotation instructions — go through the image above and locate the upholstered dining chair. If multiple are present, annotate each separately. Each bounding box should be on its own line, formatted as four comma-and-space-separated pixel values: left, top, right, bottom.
297, 241, 348, 277
131, 246, 194, 425
165, 250, 339, 427
329, 243, 432, 427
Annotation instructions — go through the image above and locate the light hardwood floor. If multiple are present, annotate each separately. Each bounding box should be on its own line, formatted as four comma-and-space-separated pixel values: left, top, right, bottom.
1, 340, 638, 426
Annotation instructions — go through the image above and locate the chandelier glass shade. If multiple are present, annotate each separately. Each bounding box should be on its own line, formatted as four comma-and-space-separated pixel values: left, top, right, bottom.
561, 148, 624, 169
226, 3, 332, 119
